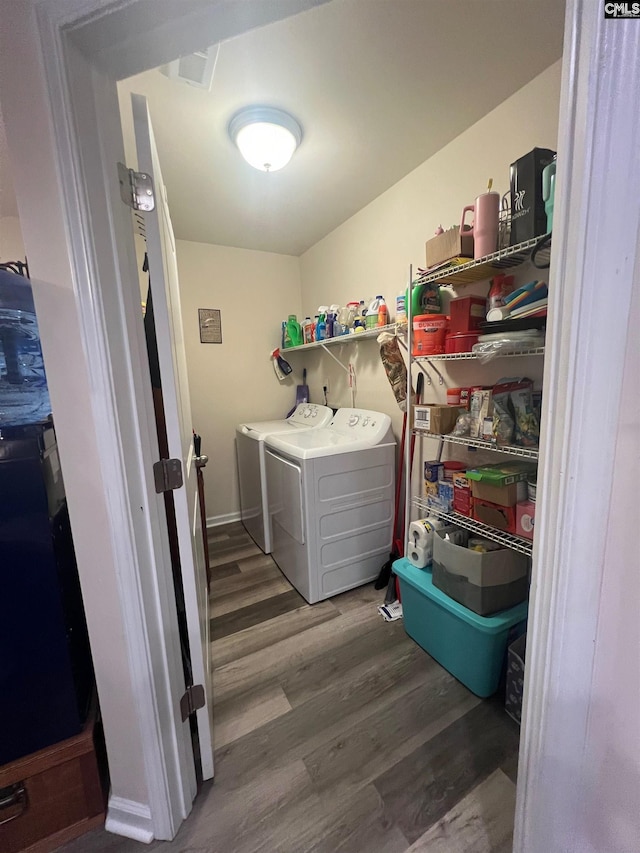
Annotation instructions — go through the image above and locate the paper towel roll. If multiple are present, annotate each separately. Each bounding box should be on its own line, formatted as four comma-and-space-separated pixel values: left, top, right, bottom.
407, 542, 430, 569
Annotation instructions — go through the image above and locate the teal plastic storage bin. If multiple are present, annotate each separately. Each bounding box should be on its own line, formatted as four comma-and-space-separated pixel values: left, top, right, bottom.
394, 558, 527, 697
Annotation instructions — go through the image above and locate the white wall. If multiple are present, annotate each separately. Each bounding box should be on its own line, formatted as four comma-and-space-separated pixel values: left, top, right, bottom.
175, 240, 302, 523
297, 60, 561, 478
0, 215, 25, 261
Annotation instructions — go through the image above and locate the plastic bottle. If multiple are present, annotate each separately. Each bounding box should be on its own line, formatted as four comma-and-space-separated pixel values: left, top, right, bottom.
302, 317, 314, 344
0, 270, 52, 427
286, 314, 303, 347
316, 312, 327, 341
326, 312, 336, 338
377, 296, 388, 327
406, 282, 442, 317
366, 296, 383, 329
395, 293, 407, 323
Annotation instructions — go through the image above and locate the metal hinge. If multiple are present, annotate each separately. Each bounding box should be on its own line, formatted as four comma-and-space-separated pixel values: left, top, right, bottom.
180, 684, 205, 722
153, 458, 183, 493
118, 162, 155, 211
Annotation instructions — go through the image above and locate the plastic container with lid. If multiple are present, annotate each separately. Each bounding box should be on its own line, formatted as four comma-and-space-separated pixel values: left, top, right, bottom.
0, 270, 52, 427
442, 460, 466, 480
412, 314, 448, 356
449, 296, 487, 333
446, 388, 462, 406
445, 331, 480, 354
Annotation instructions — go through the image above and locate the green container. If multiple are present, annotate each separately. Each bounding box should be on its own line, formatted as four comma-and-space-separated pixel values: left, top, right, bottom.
394, 558, 527, 697
465, 461, 537, 487
286, 314, 303, 347
406, 282, 442, 317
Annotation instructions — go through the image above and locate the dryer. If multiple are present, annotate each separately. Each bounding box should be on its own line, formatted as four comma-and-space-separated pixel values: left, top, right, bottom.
264, 408, 396, 603
235, 403, 333, 553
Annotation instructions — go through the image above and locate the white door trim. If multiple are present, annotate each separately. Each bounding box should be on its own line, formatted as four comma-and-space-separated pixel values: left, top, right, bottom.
515, 3, 640, 850
33, 4, 194, 841
24, 0, 330, 841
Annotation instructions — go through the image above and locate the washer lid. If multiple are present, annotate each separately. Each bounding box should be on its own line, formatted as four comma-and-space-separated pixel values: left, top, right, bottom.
238, 403, 333, 439
265, 424, 395, 459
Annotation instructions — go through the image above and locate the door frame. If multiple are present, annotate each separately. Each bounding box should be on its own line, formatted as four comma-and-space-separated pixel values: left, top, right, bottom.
3, 0, 639, 846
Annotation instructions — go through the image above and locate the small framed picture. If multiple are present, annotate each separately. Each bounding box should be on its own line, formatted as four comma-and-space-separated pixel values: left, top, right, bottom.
199, 308, 222, 344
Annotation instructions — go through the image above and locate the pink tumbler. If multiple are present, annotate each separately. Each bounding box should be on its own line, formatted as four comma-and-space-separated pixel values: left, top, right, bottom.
460, 191, 500, 260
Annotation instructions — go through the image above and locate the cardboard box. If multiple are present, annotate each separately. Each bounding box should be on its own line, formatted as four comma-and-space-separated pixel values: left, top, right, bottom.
424, 460, 443, 482
425, 226, 474, 268
473, 498, 517, 533
414, 405, 460, 435
470, 479, 527, 507
424, 480, 438, 498
453, 472, 472, 516
516, 500, 535, 540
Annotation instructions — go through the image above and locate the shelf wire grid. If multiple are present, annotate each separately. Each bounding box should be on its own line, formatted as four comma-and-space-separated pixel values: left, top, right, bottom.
414, 346, 545, 362
415, 434, 540, 459
416, 235, 551, 288
413, 498, 534, 556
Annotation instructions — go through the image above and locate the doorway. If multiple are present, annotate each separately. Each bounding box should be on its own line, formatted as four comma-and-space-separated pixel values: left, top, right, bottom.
2, 1, 639, 850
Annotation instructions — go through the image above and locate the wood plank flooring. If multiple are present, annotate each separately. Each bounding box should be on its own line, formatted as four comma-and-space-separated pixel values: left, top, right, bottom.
56, 521, 519, 853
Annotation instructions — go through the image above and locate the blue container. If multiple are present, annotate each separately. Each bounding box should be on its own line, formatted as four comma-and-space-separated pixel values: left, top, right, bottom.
394, 558, 527, 697
0, 269, 51, 427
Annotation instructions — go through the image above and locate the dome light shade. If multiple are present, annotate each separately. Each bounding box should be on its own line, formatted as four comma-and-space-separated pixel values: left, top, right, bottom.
229, 107, 302, 172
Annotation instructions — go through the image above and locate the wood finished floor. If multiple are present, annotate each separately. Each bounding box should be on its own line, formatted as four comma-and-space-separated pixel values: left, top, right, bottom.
57, 522, 519, 853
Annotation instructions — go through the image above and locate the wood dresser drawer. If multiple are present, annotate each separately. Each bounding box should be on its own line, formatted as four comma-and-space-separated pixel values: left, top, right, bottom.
0, 703, 105, 853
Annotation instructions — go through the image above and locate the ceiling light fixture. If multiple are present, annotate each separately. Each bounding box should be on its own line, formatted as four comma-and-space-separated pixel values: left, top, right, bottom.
229, 106, 302, 172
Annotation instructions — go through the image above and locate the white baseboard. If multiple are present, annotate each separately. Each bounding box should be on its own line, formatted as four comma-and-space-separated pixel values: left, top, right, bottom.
105, 795, 154, 844
207, 510, 241, 528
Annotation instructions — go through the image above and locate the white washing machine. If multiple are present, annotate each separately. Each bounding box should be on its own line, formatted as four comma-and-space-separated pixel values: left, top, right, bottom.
235, 403, 333, 553
264, 408, 396, 604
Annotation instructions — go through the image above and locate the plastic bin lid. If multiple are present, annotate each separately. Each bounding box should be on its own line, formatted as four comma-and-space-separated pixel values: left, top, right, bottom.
393, 558, 528, 634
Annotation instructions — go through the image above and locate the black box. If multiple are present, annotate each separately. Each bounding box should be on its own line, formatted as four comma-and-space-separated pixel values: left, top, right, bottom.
509, 148, 555, 245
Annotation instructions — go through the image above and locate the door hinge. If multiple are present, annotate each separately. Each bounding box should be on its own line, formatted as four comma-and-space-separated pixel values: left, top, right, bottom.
118, 162, 155, 211
180, 684, 205, 722
153, 458, 183, 493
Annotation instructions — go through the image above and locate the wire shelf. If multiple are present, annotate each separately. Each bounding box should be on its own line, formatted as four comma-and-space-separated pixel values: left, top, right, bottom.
435, 434, 539, 459
415, 235, 551, 288
414, 346, 545, 362
413, 499, 533, 556
284, 323, 397, 353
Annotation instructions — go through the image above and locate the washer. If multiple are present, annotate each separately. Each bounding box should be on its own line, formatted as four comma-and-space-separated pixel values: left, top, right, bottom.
264, 408, 396, 603
235, 403, 333, 553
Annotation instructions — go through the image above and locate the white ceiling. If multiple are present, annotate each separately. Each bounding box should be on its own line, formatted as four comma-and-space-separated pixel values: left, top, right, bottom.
2, 0, 565, 256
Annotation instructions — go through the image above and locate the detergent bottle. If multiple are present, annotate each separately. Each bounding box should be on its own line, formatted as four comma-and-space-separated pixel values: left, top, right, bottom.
286, 314, 303, 347
377, 296, 388, 327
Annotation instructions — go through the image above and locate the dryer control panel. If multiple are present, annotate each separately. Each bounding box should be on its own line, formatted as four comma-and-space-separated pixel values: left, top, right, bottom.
330, 408, 392, 444
287, 404, 333, 426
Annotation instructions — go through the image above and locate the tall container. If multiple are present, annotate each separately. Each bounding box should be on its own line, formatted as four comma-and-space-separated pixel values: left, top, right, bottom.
0, 269, 52, 427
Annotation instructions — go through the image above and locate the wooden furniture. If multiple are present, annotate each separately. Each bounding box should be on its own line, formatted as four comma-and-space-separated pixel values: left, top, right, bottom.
0, 702, 105, 853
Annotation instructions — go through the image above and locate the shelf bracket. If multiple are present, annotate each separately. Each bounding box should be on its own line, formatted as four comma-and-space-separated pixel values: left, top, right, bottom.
425, 358, 445, 386
319, 342, 350, 373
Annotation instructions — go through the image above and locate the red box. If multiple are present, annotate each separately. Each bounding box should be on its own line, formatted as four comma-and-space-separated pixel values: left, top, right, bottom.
453, 472, 473, 516
472, 498, 517, 533
448, 296, 487, 333
516, 500, 535, 540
